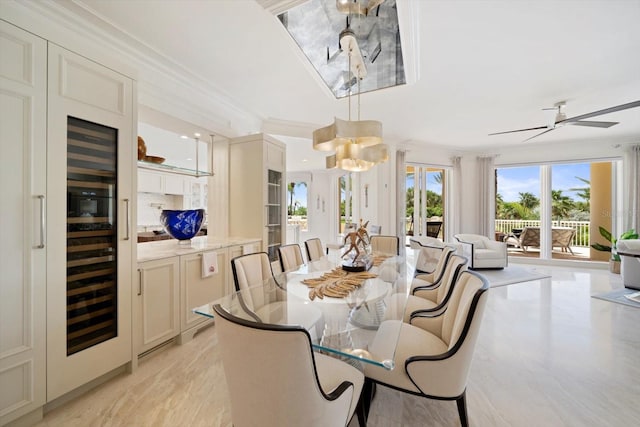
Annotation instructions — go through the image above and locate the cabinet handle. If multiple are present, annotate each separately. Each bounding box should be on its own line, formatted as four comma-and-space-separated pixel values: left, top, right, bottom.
36, 195, 45, 249
138, 269, 143, 296
124, 198, 130, 240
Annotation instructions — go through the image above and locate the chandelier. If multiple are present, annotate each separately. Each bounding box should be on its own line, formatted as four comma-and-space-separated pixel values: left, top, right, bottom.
312, 23, 389, 172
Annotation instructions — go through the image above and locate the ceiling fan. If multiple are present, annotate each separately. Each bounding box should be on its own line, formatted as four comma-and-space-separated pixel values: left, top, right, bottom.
489, 100, 640, 142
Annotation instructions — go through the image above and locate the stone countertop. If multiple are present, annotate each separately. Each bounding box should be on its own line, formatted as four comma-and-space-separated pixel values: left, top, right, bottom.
137, 236, 261, 263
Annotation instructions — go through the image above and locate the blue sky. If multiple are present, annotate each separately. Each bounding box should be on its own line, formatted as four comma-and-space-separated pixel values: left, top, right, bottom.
290, 182, 308, 207
497, 163, 591, 202
405, 171, 443, 195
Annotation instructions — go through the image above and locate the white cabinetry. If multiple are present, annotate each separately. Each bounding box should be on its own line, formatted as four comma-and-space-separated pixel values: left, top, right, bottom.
185, 176, 208, 210
134, 239, 261, 353
1, 20, 136, 423
229, 134, 286, 261
179, 250, 230, 342
46, 44, 135, 401
136, 257, 180, 355
138, 169, 186, 195
0, 21, 47, 426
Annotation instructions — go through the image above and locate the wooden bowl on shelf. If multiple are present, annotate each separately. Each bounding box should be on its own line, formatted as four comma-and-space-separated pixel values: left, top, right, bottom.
144, 155, 165, 164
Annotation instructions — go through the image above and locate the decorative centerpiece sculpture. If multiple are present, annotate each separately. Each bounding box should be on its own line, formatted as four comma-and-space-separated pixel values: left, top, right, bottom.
341, 219, 372, 271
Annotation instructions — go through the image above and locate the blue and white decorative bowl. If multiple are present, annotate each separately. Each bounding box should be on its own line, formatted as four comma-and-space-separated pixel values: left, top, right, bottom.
160, 209, 205, 242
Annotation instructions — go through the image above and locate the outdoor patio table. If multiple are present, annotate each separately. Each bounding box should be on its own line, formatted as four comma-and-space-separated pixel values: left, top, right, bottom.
194, 255, 412, 370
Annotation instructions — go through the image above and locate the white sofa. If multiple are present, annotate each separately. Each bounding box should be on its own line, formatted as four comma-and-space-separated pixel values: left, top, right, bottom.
454, 233, 508, 269
616, 239, 640, 290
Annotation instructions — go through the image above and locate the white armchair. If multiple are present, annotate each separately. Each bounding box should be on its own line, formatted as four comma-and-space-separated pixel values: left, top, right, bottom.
454, 233, 508, 269
617, 239, 640, 290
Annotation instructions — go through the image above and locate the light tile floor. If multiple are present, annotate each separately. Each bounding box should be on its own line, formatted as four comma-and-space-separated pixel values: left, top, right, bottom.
34, 260, 640, 427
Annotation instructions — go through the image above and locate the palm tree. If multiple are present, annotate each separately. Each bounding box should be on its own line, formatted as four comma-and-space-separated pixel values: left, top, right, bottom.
518, 192, 539, 210
569, 176, 590, 213
287, 182, 295, 216
551, 189, 574, 220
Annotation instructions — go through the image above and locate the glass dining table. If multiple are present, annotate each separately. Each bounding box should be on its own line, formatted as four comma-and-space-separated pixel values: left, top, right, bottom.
194, 254, 413, 370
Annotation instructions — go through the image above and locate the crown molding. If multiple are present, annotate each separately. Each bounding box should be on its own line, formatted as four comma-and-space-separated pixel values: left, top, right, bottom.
7, 0, 262, 135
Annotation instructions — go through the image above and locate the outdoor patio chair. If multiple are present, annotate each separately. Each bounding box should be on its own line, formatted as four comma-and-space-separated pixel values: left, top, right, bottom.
426, 221, 442, 238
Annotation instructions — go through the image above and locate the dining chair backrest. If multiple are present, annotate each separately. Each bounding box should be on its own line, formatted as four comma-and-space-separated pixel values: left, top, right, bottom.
231, 252, 275, 292
370, 235, 400, 255
439, 271, 489, 350
369, 224, 382, 235
413, 245, 456, 285
413, 254, 468, 305
278, 243, 305, 272
213, 304, 363, 427
304, 238, 324, 262
412, 238, 445, 273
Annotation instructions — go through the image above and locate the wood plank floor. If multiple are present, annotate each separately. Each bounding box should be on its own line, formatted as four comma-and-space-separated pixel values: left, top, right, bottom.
33, 262, 640, 426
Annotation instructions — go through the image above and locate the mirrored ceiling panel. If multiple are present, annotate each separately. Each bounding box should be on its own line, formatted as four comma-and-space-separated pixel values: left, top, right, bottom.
279, 0, 405, 98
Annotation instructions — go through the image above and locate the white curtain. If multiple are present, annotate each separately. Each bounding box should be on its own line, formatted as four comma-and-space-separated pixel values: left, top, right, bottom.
477, 156, 496, 237
396, 150, 406, 245
625, 144, 640, 231
450, 156, 462, 239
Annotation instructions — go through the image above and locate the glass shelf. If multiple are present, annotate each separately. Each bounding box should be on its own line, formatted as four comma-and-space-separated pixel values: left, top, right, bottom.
137, 160, 213, 177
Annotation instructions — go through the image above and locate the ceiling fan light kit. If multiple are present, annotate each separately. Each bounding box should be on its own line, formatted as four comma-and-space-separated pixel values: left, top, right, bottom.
489, 100, 640, 142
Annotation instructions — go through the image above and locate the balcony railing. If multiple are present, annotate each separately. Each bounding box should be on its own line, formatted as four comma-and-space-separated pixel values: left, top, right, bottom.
495, 219, 591, 247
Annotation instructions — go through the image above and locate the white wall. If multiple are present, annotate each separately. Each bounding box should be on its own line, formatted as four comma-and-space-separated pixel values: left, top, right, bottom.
137, 193, 183, 231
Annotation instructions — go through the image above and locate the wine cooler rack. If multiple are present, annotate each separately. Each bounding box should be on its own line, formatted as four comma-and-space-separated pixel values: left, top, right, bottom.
66, 116, 118, 355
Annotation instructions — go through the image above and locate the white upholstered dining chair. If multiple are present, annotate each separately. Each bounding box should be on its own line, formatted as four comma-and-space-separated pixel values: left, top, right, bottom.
363, 271, 490, 427
278, 243, 305, 272
304, 238, 325, 262
369, 235, 400, 255
410, 245, 456, 293
231, 252, 276, 292
213, 304, 365, 427
403, 254, 468, 322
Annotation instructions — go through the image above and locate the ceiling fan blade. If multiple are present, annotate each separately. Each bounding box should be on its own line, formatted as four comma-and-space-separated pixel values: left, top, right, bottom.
523, 128, 555, 142
565, 120, 619, 128
488, 125, 547, 136
558, 100, 640, 124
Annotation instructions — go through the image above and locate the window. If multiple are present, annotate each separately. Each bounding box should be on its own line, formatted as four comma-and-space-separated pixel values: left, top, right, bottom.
496, 160, 619, 262
406, 164, 445, 239
339, 174, 353, 233
286, 179, 308, 232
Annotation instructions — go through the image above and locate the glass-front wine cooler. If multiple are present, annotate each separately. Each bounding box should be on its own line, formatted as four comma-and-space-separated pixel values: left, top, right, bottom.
66, 116, 118, 355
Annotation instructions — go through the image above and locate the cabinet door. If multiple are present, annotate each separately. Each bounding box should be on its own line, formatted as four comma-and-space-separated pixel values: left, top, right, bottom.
138, 169, 163, 193
46, 44, 135, 401
180, 250, 228, 332
137, 258, 180, 354
164, 174, 185, 195
0, 21, 47, 425
266, 141, 285, 171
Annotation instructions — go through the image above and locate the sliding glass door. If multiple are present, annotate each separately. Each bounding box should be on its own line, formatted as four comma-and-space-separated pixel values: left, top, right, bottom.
496, 160, 620, 262
406, 164, 445, 240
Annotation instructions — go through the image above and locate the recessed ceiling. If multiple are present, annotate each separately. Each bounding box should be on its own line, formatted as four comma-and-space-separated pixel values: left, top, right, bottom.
50, 0, 640, 172
278, 0, 405, 98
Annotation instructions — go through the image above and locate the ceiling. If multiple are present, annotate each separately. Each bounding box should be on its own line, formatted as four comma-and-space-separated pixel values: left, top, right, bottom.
52, 0, 640, 171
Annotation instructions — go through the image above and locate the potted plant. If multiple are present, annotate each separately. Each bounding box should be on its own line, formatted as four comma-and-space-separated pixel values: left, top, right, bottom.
591, 227, 638, 273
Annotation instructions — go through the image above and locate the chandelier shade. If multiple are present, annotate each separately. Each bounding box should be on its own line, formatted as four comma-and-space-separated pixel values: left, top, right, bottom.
312, 117, 382, 151
311, 9, 390, 172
